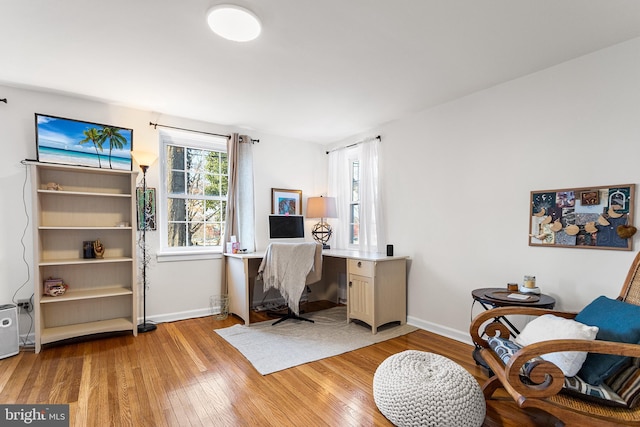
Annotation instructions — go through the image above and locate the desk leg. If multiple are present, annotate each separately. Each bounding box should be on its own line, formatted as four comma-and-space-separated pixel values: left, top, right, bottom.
226, 257, 251, 325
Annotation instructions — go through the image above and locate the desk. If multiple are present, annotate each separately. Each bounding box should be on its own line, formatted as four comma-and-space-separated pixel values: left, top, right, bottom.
225, 249, 408, 333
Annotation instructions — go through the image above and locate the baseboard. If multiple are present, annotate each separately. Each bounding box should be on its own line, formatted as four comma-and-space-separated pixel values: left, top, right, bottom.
407, 315, 473, 346
19, 333, 35, 348
145, 297, 287, 321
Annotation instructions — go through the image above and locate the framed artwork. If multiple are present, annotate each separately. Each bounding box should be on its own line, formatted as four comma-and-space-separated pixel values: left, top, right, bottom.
529, 184, 635, 250
35, 113, 133, 170
580, 190, 600, 206
271, 188, 302, 215
137, 188, 156, 230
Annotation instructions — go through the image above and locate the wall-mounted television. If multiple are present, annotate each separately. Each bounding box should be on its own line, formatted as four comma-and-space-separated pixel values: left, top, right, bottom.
35, 113, 133, 170
269, 215, 305, 239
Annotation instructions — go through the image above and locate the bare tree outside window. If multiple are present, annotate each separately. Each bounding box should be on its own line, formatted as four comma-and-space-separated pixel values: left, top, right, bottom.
165, 143, 228, 248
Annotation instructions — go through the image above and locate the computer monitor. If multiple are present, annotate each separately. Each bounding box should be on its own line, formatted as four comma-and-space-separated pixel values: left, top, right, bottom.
268, 215, 305, 239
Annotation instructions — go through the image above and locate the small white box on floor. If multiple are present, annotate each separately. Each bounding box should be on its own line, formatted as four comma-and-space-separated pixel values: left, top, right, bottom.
0, 304, 19, 359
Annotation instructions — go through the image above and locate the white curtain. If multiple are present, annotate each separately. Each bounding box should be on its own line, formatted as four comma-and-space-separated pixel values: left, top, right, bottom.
328, 138, 385, 252
359, 138, 385, 252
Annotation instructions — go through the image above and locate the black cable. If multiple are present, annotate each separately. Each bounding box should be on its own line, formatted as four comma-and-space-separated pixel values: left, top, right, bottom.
13, 162, 34, 347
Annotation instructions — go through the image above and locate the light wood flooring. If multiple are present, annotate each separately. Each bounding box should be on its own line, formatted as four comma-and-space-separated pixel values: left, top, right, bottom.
0, 302, 561, 426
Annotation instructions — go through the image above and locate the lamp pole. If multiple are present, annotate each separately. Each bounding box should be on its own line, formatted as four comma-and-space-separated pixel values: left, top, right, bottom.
138, 164, 156, 333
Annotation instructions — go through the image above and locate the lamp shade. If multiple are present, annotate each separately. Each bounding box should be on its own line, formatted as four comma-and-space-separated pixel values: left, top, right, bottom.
306, 196, 337, 219
130, 150, 157, 168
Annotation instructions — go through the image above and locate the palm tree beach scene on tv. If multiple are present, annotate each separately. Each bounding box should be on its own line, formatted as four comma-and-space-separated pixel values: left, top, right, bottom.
36, 113, 133, 170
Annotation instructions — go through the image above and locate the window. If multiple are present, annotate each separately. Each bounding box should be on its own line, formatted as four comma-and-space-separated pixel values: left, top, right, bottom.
349, 160, 360, 245
159, 130, 228, 257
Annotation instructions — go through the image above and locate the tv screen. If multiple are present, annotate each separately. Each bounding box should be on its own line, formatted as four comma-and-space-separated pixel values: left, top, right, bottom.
269, 215, 304, 239
35, 113, 133, 170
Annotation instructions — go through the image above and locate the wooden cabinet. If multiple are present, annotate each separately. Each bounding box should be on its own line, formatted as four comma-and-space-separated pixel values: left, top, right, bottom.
347, 257, 407, 334
31, 163, 138, 352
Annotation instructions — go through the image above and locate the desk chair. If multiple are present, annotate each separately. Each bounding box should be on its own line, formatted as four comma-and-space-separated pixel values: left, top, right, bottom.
258, 242, 322, 325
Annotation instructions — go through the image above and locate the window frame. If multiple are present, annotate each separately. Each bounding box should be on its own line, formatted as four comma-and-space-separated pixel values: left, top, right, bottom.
157, 130, 228, 261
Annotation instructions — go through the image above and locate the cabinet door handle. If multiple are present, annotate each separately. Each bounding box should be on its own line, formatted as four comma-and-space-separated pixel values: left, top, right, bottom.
349, 281, 352, 287
357, 261, 362, 268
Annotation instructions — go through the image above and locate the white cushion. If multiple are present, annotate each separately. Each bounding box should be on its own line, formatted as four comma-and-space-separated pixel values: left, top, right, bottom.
514, 314, 599, 377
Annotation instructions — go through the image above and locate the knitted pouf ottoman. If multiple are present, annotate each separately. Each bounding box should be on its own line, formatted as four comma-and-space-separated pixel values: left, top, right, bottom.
373, 350, 486, 427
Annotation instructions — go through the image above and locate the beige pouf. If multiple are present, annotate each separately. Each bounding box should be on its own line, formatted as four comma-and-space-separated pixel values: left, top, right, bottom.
373, 350, 486, 427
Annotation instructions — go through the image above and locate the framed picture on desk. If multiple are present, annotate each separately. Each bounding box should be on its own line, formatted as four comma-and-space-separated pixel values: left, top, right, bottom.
271, 188, 302, 215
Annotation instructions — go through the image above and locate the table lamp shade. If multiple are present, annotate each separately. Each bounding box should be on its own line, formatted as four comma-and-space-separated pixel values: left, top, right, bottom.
306, 196, 337, 219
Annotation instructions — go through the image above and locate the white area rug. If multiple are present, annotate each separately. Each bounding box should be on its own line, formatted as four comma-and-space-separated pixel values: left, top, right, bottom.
215, 306, 418, 375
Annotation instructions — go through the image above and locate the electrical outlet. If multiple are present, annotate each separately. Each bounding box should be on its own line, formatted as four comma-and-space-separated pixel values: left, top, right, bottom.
17, 299, 32, 313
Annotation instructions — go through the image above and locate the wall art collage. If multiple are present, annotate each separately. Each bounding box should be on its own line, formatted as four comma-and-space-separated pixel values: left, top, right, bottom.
529, 184, 636, 250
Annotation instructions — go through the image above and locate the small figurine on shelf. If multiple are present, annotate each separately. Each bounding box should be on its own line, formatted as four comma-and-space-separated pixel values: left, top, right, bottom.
93, 239, 105, 259
44, 278, 68, 296
46, 182, 62, 191
83, 241, 94, 259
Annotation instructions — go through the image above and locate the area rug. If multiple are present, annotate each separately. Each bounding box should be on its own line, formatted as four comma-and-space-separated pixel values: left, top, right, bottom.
215, 306, 418, 375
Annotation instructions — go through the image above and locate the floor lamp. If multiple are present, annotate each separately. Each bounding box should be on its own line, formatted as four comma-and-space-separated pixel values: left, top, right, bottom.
131, 150, 158, 333
307, 196, 337, 249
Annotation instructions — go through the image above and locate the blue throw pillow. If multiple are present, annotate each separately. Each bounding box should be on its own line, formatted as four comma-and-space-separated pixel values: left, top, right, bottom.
575, 296, 640, 385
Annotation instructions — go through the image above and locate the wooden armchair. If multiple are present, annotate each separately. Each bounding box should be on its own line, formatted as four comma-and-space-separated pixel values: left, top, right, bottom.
470, 251, 640, 426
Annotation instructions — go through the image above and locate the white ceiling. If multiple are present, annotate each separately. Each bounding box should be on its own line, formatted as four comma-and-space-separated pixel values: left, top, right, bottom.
2, 0, 640, 144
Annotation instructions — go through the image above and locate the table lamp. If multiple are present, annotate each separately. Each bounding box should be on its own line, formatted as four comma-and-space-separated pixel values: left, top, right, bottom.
306, 196, 337, 249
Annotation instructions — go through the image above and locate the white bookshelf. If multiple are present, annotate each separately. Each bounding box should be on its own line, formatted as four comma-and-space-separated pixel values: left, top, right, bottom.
31, 163, 138, 352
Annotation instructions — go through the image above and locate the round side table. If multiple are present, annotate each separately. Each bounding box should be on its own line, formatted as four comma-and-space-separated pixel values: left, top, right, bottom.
471, 287, 556, 372
473, 287, 556, 309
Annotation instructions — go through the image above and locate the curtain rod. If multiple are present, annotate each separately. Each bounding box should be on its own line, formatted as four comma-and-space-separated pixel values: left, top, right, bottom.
149, 122, 261, 144
325, 135, 381, 154
149, 122, 230, 138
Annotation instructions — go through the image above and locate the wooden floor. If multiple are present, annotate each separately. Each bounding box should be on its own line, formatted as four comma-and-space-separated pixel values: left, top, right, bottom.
0, 303, 561, 426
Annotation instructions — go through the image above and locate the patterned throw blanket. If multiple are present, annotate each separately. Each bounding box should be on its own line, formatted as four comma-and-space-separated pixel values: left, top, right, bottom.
258, 242, 318, 315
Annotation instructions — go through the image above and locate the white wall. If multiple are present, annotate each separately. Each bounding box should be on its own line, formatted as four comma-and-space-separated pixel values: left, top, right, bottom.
4, 36, 639, 346
336, 37, 640, 343
0, 85, 326, 338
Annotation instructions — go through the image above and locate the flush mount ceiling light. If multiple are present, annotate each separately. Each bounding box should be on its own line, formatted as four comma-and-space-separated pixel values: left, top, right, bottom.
207, 5, 261, 42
